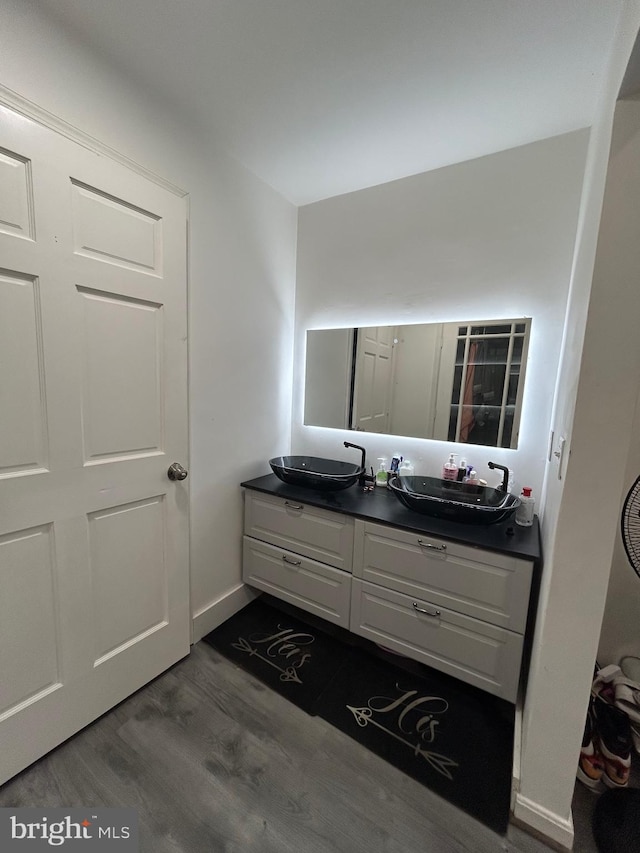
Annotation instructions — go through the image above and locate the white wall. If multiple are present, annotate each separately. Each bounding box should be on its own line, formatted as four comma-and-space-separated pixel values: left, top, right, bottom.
515, 7, 640, 836
293, 131, 588, 496
599, 379, 640, 665
0, 0, 298, 641
596, 81, 640, 670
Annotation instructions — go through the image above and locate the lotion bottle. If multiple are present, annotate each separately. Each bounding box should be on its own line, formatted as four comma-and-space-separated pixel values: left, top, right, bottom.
515, 487, 535, 527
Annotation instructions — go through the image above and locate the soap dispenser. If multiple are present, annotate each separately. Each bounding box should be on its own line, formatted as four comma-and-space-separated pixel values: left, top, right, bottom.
442, 453, 458, 481
375, 458, 389, 487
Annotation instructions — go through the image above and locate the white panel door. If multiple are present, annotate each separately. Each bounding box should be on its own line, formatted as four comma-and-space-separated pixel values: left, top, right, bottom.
352, 326, 396, 433
0, 105, 189, 785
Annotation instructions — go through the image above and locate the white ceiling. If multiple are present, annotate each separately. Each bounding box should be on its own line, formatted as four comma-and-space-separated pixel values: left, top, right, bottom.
43, 0, 625, 205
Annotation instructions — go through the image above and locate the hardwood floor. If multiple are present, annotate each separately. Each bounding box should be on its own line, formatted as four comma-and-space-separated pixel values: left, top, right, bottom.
0, 640, 601, 853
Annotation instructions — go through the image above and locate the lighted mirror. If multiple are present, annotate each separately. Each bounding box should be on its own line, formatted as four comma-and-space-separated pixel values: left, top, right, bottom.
304, 318, 531, 449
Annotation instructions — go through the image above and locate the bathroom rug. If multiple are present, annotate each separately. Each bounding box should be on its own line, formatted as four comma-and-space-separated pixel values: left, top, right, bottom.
315, 644, 514, 834
202, 597, 348, 714
204, 597, 514, 833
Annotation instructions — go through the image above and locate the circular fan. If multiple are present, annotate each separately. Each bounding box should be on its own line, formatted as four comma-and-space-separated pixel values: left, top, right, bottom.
621, 475, 640, 579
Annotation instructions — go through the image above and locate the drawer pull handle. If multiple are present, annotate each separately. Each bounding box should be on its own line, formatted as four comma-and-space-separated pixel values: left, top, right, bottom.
417, 539, 446, 552
412, 602, 441, 617
282, 555, 302, 567
284, 501, 304, 510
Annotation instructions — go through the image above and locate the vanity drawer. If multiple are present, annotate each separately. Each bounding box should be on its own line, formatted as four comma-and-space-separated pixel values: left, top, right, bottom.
353, 520, 532, 633
244, 491, 354, 572
243, 536, 352, 628
351, 579, 523, 702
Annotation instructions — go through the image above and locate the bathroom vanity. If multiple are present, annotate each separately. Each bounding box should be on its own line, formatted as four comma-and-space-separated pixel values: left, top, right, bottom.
241, 474, 541, 703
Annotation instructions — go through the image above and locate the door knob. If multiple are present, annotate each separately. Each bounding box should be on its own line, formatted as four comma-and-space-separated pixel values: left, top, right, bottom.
167, 462, 188, 481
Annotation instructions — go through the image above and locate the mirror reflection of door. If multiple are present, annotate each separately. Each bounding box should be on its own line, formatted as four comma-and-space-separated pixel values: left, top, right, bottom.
351, 326, 397, 432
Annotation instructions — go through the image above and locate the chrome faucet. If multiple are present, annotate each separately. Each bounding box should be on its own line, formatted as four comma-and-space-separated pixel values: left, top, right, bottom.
487, 461, 510, 492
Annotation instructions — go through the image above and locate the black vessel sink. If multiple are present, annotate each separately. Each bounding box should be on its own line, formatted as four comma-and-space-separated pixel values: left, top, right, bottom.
388, 475, 520, 524
269, 455, 363, 491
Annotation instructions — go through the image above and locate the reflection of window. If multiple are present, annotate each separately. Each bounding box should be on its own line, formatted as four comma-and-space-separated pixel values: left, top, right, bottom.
447, 320, 530, 449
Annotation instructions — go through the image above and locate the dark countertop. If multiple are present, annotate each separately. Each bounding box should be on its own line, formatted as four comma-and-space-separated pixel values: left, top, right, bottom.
241, 474, 542, 564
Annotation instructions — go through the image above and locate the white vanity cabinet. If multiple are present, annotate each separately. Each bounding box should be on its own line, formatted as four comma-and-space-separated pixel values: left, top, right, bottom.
242, 481, 538, 703
242, 490, 354, 627
350, 521, 533, 701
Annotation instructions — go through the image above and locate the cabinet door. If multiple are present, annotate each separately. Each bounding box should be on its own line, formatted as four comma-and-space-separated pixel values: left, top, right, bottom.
243, 536, 352, 628
351, 580, 523, 702
244, 491, 354, 571
354, 521, 532, 633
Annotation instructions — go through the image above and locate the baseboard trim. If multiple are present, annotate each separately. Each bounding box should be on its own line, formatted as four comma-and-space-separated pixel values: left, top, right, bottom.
511, 697, 523, 811
191, 584, 259, 644
512, 793, 574, 850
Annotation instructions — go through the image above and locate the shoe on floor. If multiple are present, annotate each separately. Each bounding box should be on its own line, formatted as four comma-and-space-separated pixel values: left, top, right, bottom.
593, 696, 633, 789
593, 663, 640, 758
576, 698, 604, 791
612, 676, 640, 756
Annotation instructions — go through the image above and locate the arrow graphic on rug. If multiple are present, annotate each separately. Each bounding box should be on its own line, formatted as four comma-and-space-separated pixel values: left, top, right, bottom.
232, 636, 304, 683
347, 705, 459, 780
